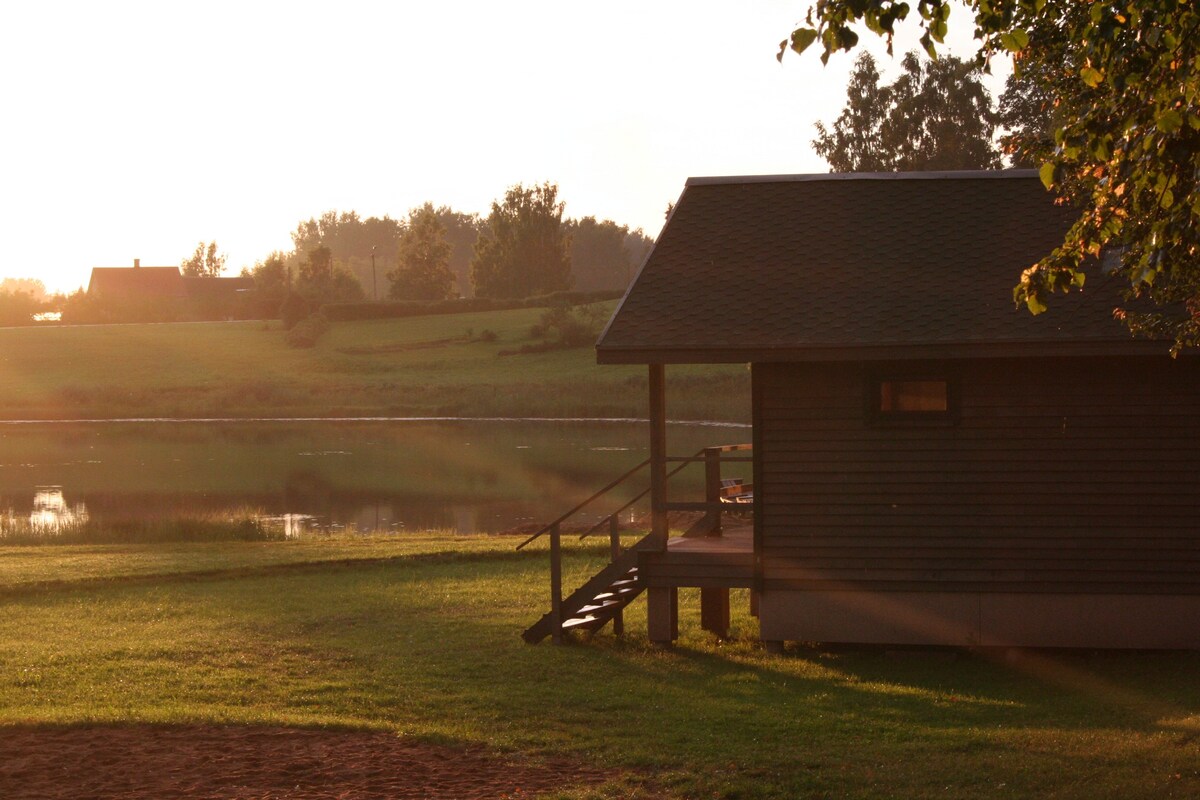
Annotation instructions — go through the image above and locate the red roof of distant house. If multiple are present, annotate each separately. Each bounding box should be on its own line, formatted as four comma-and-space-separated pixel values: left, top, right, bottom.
597, 170, 1152, 364
87, 266, 185, 299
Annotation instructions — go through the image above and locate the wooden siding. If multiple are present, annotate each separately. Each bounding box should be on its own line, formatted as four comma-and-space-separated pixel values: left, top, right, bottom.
757, 358, 1200, 595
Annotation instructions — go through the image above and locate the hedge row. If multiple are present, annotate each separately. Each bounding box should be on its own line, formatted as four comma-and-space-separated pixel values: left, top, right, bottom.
319, 290, 624, 322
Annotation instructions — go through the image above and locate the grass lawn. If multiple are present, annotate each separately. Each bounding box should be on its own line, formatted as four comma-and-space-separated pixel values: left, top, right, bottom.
0, 306, 750, 422
2, 536, 1197, 799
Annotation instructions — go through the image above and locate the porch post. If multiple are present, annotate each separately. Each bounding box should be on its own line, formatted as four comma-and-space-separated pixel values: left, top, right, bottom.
700, 588, 730, 638
702, 446, 723, 536
649, 363, 668, 548
647, 363, 676, 645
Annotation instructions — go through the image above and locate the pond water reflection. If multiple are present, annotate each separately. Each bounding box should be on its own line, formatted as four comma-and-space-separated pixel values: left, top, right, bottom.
0, 420, 750, 541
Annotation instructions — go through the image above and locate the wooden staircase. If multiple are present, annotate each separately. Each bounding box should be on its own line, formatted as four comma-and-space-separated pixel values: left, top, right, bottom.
522, 534, 655, 644
519, 443, 752, 644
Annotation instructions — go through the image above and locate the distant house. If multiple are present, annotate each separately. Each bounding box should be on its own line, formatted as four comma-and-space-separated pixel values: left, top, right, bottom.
87, 260, 185, 300
581, 169, 1200, 650
86, 259, 252, 310
181, 274, 254, 302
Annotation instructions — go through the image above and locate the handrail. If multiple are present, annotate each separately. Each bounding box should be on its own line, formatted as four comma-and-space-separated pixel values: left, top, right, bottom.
577, 449, 706, 540
515, 457, 651, 550
516, 444, 752, 549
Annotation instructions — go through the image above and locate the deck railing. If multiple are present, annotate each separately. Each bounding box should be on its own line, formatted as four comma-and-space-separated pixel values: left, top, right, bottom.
518, 443, 752, 643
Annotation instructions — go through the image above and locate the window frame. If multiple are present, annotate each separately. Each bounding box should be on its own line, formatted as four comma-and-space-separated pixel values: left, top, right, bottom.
865, 373, 960, 426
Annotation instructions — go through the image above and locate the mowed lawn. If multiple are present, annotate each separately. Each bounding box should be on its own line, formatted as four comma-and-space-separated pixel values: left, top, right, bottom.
1, 537, 1197, 799
0, 307, 750, 421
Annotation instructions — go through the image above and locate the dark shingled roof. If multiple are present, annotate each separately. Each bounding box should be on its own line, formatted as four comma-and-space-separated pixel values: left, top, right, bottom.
597, 170, 1150, 364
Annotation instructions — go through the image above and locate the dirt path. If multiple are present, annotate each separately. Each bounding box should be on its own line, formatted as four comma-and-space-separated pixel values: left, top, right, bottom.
0, 724, 616, 799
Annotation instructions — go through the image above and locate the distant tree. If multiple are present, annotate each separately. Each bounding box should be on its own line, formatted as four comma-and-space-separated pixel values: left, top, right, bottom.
566, 216, 635, 291
471, 182, 572, 299
290, 210, 403, 292
0, 278, 47, 302
57, 289, 97, 325
0, 287, 42, 326
244, 251, 292, 318
434, 206, 484, 297
625, 228, 655, 271
813, 51, 1001, 172
181, 241, 227, 278
296, 245, 364, 304
300, 244, 333, 285
388, 203, 456, 301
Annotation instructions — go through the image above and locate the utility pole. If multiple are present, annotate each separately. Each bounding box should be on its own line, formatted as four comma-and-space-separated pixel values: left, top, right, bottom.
371, 246, 377, 301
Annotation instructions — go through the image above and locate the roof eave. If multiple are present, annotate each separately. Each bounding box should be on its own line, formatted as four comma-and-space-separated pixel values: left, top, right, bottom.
596, 339, 1179, 364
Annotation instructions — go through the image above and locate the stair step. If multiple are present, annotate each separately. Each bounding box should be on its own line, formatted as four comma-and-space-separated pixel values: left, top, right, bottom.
522, 531, 656, 644
577, 600, 621, 615
591, 587, 638, 601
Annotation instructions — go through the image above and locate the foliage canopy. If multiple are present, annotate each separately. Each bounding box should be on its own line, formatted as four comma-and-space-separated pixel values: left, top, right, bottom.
388, 203, 456, 302
814, 50, 1001, 171
471, 182, 572, 299
783, 0, 1200, 352
180, 241, 227, 278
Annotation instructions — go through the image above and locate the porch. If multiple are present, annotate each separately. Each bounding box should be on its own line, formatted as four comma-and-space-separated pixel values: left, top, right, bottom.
519, 436, 755, 645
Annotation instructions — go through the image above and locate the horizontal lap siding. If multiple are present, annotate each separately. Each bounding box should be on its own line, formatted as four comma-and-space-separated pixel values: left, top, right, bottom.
758, 358, 1200, 594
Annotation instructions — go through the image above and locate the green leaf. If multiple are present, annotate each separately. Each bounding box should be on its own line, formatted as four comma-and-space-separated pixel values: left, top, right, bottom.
1161, 188, 1175, 209
1080, 67, 1103, 88
1072, 271, 1086, 289
1025, 293, 1048, 315
1039, 162, 1056, 189
1157, 108, 1183, 134
920, 31, 937, 59
788, 28, 819, 56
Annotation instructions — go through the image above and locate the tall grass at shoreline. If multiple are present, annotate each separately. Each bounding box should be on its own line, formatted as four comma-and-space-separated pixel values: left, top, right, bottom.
0, 507, 287, 545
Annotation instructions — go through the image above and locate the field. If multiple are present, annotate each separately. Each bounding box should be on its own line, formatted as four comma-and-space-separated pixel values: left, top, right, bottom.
0, 306, 751, 422
2, 535, 1198, 799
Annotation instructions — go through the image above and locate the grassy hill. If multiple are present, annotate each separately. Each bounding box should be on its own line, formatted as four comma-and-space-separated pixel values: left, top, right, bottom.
0, 305, 750, 421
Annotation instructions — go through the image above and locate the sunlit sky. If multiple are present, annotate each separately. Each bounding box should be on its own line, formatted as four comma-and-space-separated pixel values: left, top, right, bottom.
1, 1, 1004, 294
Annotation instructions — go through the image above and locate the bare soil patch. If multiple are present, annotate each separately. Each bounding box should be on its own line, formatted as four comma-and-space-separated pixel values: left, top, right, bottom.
0, 724, 616, 799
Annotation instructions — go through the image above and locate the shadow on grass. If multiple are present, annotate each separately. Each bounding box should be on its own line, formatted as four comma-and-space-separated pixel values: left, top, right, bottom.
5, 549, 1199, 799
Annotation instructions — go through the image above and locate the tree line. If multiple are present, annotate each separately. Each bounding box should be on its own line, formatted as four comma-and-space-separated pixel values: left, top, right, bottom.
242, 184, 654, 323
4, 186, 653, 326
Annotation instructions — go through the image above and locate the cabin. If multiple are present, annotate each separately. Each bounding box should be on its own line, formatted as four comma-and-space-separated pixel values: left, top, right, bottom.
524, 170, 1200, 651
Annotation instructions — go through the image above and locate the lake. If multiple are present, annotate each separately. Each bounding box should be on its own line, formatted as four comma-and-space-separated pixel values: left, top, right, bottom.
0, 419, 751, 541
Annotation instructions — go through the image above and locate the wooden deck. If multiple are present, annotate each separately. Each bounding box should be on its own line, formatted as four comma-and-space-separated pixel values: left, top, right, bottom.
639, 525, 754, 589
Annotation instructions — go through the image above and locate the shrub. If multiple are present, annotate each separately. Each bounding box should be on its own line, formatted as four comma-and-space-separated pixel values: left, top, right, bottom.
280, 291, 311, 330
284, 312, 329, 348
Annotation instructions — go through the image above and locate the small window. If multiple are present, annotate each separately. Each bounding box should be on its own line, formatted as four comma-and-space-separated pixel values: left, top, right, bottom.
868, 377, 957, 425
878, 380, 948, 413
